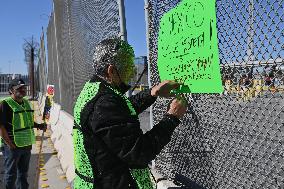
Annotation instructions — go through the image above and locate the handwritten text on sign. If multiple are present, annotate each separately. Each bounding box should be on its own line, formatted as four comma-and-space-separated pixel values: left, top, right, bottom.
157, 0, 223, 93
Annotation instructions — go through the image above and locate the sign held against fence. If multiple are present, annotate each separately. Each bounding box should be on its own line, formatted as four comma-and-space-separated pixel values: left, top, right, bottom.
157, 0, 223, 93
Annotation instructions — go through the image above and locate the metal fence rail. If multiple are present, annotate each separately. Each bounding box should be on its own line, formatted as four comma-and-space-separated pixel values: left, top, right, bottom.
47, 0, 121, 114
148, 0, 284, 188
37, 30, 48, 96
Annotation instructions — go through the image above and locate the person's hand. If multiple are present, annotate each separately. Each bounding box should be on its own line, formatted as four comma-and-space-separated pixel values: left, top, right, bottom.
151, 80, 180, 98
167, 95, 188, 119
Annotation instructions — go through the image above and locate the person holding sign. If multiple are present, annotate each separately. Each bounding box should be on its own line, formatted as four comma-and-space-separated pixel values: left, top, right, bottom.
72, 38, 188, 189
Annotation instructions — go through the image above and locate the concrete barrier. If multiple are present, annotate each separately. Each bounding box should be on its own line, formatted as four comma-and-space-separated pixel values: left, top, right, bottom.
49, 103, 75, 183
151, 169, 180, 189
49, 103, 62, 145
49, 103, 61, 127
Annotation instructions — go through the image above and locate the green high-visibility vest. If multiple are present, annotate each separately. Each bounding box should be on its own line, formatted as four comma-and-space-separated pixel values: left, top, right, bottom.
3, 97, 35, 147
73, 81, 155, 189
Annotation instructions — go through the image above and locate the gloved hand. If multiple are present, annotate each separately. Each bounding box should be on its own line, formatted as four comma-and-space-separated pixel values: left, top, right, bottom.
167, 95, 188, 119
151, 80, 180, 97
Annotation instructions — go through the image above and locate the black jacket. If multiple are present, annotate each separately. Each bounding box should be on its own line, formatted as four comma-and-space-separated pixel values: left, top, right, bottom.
79, 75, 180, 188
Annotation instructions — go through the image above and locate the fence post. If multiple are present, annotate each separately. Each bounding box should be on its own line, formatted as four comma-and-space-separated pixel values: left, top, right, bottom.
247, 0, 255, 62
118, 0, 132, 97
144, 0, 155, 169
117, 0, 128, 42
66, 0, 76, 102
52, 0, 62, 104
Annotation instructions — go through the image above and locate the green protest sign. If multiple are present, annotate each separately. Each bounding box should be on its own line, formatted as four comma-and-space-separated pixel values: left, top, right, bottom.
157, 0, 223, 93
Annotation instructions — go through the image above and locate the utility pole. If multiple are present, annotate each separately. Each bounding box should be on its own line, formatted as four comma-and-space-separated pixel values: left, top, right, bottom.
118, 0, 128, 42
53, 0, 63, 104
118, 0, 131, 96
144, 0, 151, 88
247, 0, 255, 80
144, 0, 155, 169
23, 36, 38, 100
247, 0, 254, 63
30, 47, 35, 99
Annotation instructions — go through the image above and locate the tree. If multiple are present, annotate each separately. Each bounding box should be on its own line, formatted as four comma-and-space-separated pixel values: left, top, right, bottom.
23, 36, 39, 99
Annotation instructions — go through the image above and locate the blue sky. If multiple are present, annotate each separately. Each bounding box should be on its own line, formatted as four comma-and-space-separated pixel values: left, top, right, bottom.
1, 1, 281, 75
0, 0, 147, 74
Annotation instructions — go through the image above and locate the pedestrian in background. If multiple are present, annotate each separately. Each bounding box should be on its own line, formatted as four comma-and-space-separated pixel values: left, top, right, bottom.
42, 93, 53, 122
0, 78, 46, 189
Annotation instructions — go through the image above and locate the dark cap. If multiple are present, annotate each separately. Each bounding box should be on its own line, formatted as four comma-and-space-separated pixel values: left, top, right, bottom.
8, 79, 28, 90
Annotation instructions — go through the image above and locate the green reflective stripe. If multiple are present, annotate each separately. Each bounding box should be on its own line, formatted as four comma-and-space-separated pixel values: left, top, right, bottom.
125, 98, 136, 116
73, 175, 93, 189
73, 129, 93, 177
106, 86, 136, 115
74, 82, 101, 125
19, 113, 25, 129
0, 138, 3, 148
73, 81, 100, 188
4, 97, 35, 147
130, 168, 155, 189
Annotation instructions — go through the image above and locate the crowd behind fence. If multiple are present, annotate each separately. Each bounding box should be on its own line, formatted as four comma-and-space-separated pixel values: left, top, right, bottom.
45, 0, 284, 188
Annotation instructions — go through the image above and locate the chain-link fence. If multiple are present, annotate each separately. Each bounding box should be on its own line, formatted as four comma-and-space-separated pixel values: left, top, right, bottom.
47, 0, 121, 114
148, 0, 284, 188
45, 0, 284, 187
37, 31, 48, 96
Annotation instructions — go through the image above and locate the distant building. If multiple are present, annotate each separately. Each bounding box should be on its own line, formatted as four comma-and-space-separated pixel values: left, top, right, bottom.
0, 74, 29, 94
131, 56, 148, 88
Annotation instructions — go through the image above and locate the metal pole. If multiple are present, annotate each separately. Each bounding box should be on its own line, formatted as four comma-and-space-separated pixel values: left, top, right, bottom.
247, 0, 254, 63
118, 0, 132, 96
117, 0, 128, 42
31, 47, 35, 99
144, 0, 155, 169
41, 28, 48, 95
66, 0, 76, 101
144, 0, 151, 89
52, 0, 62, 104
